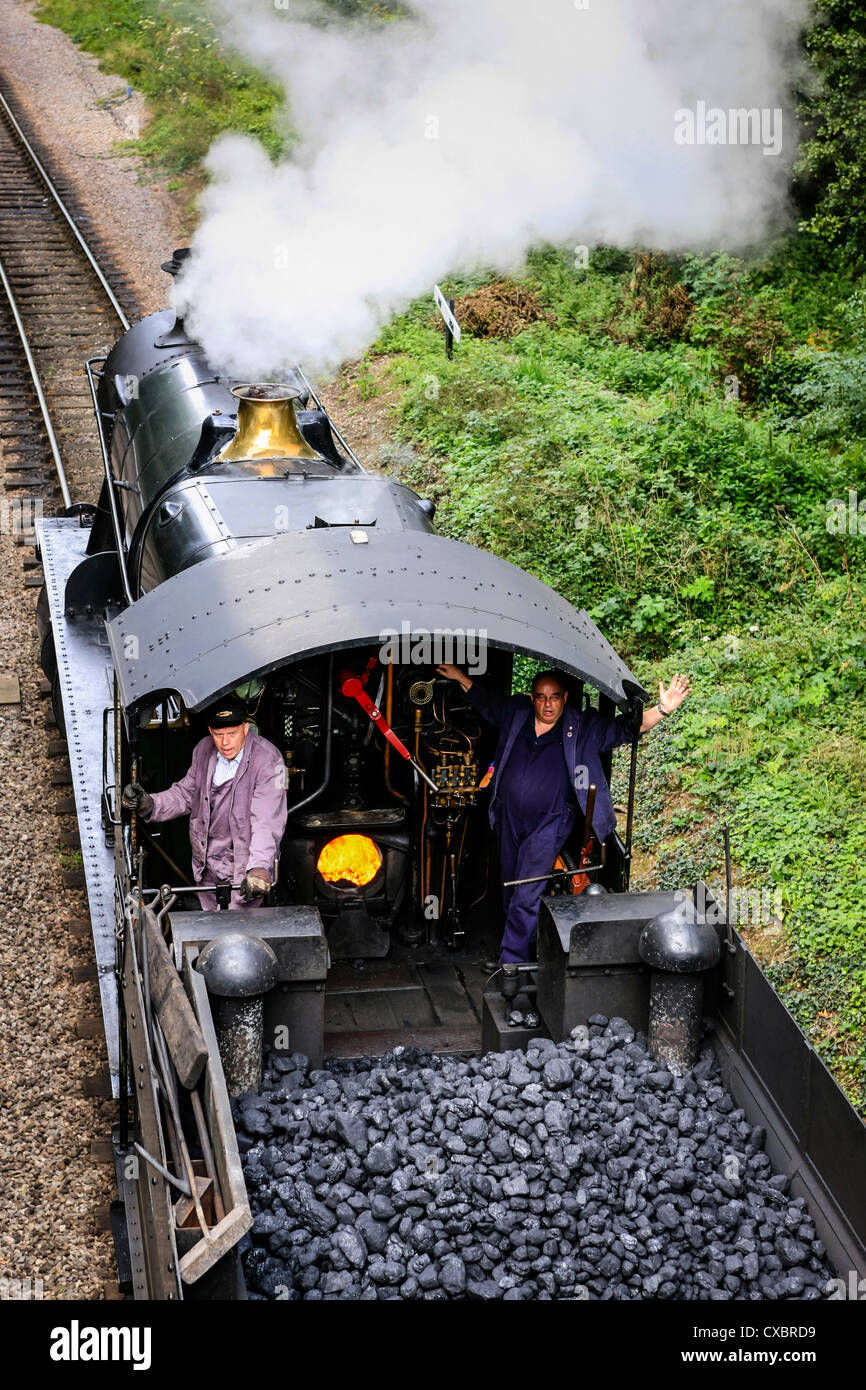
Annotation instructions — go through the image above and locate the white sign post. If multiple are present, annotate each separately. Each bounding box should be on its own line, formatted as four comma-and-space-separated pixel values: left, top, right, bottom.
433, 284, 461, 358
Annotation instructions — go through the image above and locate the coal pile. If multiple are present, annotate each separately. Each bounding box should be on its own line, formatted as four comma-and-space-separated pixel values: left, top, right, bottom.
234, 1018, 834, 1301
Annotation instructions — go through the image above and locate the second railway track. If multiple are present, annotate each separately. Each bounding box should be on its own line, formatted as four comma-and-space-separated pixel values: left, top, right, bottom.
0, 80, 141, 512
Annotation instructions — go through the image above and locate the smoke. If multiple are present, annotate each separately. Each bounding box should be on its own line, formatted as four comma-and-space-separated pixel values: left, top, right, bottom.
174, 0, 810, 378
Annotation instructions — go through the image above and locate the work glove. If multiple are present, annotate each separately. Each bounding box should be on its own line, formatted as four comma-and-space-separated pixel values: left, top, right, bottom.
121, 782, 153, 815
240, 868, 271, 902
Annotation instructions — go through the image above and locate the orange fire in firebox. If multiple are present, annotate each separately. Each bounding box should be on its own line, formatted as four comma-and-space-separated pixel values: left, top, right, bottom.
317, 834, 381, 888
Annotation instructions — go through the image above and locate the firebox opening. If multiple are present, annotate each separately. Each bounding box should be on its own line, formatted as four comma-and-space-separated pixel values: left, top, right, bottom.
317, 834, 382, 889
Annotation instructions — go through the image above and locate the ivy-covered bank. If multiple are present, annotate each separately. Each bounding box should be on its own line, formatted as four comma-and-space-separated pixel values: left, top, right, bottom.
365, 243, 866, 1108
33, 0, 866, 1108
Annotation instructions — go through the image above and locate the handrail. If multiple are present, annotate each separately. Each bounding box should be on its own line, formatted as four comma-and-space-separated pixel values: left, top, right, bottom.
295, 363, 367, 473
84, 357, 134, 605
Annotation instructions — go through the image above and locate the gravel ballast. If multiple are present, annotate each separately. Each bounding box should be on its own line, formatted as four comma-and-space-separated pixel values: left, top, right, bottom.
235, 1019, 835, 1301
0, 525, 116, 1297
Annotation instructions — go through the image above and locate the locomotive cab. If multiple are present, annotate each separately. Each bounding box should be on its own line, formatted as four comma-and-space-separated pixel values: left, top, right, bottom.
73, 285, 651, 1052
127, 642, 637, 967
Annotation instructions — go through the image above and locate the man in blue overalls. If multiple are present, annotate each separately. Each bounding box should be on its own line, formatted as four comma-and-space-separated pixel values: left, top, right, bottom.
436, 664, 690, 964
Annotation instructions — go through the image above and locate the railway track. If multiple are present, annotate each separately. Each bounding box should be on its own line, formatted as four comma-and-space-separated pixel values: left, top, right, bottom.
0, 76, 146, 1299
0, 81, 140, 513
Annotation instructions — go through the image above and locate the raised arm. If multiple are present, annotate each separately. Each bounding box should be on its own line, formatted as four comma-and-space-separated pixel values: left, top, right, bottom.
435, 663, 512, 729
639, 673, 691, 733
588, 672, 692, 746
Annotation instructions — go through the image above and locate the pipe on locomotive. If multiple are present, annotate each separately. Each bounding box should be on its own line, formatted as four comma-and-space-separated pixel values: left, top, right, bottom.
286, 653, 334, 817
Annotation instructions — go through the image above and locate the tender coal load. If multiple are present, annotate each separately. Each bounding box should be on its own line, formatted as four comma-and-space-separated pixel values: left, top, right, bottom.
234, 1020, 834, 1301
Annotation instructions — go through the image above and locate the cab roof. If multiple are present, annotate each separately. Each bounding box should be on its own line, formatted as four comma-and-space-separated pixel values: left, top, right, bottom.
106, 527, 649, 713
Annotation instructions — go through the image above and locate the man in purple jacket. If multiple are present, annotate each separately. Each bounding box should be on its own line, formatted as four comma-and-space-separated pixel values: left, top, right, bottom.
121, 699, 287, 910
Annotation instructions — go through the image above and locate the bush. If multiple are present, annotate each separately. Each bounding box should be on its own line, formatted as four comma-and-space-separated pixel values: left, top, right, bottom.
796, 0, 866, 266
790, 350, 866, 436
763, 291, 866, 435
689, 288, 790, 400
611, 252, 694, 347
680, 252, 745, 303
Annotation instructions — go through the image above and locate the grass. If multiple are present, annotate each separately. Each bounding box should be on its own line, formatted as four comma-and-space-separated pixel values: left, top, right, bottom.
35, 0, 289, 182
35, 0, 401, 181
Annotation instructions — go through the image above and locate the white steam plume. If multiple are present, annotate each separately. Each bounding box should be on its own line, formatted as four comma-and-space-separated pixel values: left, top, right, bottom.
174, 0, 809, 378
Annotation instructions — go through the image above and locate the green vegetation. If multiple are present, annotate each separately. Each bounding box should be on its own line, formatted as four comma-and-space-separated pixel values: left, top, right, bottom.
35, 0, 289, 173
630, 604, 866, 1104
35, 0, 403, 177
35, 1, 866, 1107
796, 0, 866, 263
369, 244, 866, 1108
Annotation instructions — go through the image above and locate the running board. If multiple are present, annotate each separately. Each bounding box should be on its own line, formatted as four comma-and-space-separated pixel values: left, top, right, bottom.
38, 515, 120, 1093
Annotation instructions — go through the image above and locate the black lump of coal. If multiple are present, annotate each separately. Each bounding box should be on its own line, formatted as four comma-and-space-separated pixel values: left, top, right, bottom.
236, 1022, 836, 1301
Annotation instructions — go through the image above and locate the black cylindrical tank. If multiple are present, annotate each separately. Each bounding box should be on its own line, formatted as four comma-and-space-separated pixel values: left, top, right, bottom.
95, 269, 436, 598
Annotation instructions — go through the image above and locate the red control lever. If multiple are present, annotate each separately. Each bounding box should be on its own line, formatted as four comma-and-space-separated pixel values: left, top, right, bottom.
339, 668, 439, 792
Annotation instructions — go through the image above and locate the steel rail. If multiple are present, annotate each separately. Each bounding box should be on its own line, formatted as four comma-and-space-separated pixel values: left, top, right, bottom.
0, 81, 132, 520
0, 253, 72, 509
0, 85, 130, 331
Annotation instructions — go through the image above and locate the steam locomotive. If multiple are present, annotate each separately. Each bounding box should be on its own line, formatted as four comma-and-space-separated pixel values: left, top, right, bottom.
46, 248, 648, 955
35, 253, 865, 1299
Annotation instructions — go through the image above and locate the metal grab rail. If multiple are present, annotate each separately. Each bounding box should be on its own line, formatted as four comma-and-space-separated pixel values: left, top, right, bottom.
102, 706, 121, 826
84, 356, 134, 605
143, 857, 281, 902
295, 362, 367, 473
